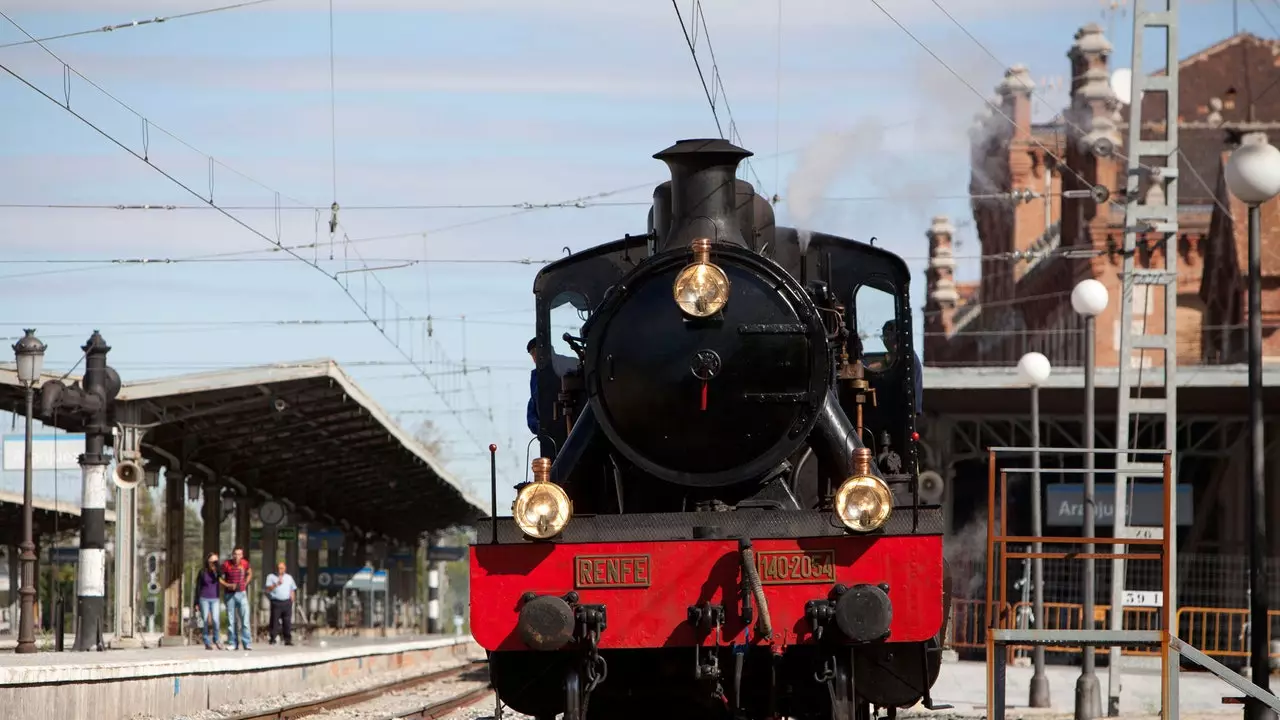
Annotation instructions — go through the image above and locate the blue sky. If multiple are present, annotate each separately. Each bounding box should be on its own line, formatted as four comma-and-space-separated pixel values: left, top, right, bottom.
0, 0, 1263, 510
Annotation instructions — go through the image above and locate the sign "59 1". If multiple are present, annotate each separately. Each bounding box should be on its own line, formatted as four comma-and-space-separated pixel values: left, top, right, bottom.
1122, 590, 1164, 607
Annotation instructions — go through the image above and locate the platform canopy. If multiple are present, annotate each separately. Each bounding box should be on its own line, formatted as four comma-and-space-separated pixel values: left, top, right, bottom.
0, 359, 487, 543
0, 490, 116, 547
922, 363, 1280, 416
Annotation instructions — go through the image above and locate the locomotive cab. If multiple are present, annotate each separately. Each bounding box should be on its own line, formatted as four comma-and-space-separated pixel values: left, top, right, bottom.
473, 139, 948, 720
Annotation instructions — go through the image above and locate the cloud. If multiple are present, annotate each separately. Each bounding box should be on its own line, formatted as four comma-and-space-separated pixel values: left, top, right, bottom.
0, 45, 883, 104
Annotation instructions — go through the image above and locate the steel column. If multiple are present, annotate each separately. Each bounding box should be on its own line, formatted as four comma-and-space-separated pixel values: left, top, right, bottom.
1076, 317, 1101, 720
1246, 204, 1274, 719
1029, 385, 1049, 707
161, 465, 186, 645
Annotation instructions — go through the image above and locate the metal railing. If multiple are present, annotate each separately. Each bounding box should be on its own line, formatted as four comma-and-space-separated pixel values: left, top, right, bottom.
984, 447, 1174, 720
949, 550, 1280, 614
949, 598, 1280, 666
982, 446, 1280, 720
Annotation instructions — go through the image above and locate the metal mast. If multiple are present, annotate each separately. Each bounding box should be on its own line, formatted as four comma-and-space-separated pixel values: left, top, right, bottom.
1109, 0, 1180, 715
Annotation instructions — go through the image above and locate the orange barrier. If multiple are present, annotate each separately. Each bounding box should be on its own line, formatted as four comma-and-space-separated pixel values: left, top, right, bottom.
948, 598, 1009, 651
1176, 607, 1280, 659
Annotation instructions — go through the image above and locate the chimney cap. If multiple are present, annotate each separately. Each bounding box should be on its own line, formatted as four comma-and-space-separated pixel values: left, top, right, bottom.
997, 65, 1035, 97
928, 216, 956, 237
654, 138, 753, 161
1071, 23, 1113, 56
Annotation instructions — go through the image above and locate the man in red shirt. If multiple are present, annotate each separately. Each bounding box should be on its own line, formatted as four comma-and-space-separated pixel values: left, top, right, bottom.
219, 546, 253, 650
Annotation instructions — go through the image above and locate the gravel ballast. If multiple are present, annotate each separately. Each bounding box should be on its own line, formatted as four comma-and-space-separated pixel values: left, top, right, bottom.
126, 655, 484, 720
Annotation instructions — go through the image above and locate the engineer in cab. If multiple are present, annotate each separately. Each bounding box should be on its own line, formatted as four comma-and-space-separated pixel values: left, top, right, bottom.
865, 319, 923, 417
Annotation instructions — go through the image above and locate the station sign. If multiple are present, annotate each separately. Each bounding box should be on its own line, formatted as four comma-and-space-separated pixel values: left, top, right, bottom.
1045, 483, 1193, 527
315, 566, 363, 589
307, 529, 345, 551
1122, 590, 1164, 607
3, 434, 85, 471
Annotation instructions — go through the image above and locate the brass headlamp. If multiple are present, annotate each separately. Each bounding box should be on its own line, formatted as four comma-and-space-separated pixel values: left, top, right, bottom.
512, 457, 573, 540
672, 238, 730, 318
833, 448, 894, 532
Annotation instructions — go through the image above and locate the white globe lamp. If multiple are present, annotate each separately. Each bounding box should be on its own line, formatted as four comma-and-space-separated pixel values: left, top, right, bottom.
1017, 351, 1052, 387
1225, 140, 1280, 206
1071, 278, 1109, 318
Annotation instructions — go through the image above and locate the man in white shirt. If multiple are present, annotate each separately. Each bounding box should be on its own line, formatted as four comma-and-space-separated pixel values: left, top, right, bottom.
264, 561, 297, 646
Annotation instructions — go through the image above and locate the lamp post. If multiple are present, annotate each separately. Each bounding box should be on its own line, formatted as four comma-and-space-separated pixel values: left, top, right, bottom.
1225, 134, 1280, 720
12, 329, 46, 654
1072, 279, 1108, 720
1017, 351, 1052, 708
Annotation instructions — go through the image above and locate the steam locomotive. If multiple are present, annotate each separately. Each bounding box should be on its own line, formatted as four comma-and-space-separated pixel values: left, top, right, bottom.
470, 139, 951, 720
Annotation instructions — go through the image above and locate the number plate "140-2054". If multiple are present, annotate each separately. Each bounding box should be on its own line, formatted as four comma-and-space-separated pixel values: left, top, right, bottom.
571, 549, 838, 590
755, 549, 837, 585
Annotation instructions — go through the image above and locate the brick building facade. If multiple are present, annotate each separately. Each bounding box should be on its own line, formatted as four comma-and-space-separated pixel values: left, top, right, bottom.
923, 26, 1280, 369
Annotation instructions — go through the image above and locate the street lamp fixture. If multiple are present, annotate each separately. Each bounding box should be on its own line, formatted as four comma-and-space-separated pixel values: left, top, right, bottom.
1225, 135, 1280, 720
1071, 279, 1107, 720
1016, 351, 1051, 708
12, 328, 46, 654
1071, 279, 1109, 319
14, 330, 46, 385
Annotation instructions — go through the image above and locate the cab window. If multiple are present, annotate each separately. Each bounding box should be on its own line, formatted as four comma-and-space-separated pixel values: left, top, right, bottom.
547, 291, 589, 376
853, 282, 899, 374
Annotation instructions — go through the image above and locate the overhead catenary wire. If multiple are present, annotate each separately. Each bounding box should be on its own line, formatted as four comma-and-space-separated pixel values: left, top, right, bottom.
866, 0, 1125, 216
0, 12, 503, 453
0, 0, 281, 49
920, 0, 1244, 402
9, 358, 533, 372
0, 238, 1104, 270
0, 256, 559, 266
922, 0, 1235, 221
669, 0, 767, 195
872, 0, 1240, 337
0, 316, 576, 330
0, 187, 1081, 212
0, 183, 660, 285
1249, 0, 1280, 36
0, 199, 655, 211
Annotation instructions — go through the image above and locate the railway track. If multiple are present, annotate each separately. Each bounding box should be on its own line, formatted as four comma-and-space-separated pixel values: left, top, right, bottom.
226, 660, 491, 720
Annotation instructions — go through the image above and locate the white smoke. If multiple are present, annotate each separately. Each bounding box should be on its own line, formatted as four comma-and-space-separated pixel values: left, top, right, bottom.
786, 119, 887, 255
945, 514, 990, 599
782, 46, 1059, 260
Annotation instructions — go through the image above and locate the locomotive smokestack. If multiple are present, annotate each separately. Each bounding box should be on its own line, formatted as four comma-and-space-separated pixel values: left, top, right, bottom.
653, 138, 753, 253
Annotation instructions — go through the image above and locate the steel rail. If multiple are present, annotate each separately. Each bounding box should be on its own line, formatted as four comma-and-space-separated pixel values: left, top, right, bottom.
384, 685, 495, 719
225, 659, 488, 720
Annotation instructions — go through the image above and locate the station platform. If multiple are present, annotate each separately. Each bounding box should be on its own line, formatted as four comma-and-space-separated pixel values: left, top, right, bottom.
0, 632, 480, 720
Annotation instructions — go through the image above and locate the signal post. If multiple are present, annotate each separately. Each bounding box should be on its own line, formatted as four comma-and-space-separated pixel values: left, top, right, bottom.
38, 331, 122, 652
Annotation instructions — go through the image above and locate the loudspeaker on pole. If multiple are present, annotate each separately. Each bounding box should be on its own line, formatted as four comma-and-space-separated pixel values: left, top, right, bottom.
918, 470, 945, 505
113, 459, 143, 489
